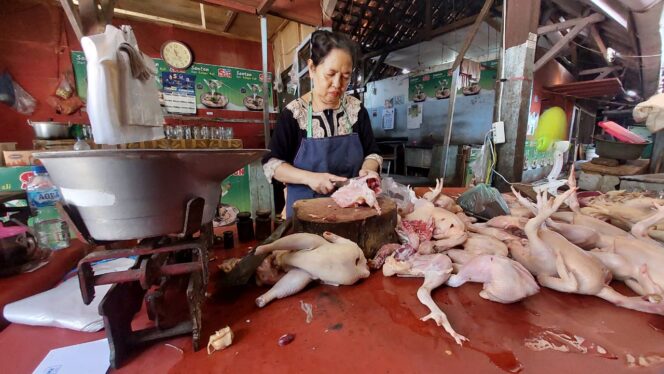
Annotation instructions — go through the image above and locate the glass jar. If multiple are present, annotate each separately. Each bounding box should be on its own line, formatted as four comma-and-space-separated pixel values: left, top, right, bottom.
254, 209, 272, 241
236, 211, 254, 242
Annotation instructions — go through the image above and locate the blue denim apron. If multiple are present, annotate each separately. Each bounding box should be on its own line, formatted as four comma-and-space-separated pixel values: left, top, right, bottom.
285, 97, 364, 218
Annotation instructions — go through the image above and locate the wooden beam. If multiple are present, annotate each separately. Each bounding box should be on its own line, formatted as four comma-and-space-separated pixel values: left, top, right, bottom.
223, 10, 237, 32
537, 13, 604, 35
200, 3, 207, 29
363, 53, 388, 86
257, 0, 276, 15
451, 0, 494, 71
485, 16, 502, 32
100, 0, 116, 24
578, 66, 622, 75
59, 0, 84, 39
322, 0, 337, 23
589, 25, 608, 59
363, 14, 478, 60
201, 0, 256, 15
534, 14, 605, 72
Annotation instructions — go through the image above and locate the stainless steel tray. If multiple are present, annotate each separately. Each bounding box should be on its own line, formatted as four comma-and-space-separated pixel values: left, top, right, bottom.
35, 149, 267, 241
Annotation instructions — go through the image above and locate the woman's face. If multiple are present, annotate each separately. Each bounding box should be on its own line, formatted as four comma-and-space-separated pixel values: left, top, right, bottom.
308, 48, 353, 107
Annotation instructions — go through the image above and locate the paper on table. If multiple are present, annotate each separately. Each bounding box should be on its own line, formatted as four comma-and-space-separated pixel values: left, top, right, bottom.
32, 339, 109, 374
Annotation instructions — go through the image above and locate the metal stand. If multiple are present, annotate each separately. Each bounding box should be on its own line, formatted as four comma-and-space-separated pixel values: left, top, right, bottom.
74, 198, 210, 368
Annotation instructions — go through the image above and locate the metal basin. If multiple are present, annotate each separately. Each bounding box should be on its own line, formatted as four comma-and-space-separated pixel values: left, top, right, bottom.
28, 120, 73, 140
35, 149, 267, 241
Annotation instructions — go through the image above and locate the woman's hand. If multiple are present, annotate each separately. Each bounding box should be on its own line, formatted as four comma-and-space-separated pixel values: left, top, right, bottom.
359, 168, 380, 180
307, 172, 347, 195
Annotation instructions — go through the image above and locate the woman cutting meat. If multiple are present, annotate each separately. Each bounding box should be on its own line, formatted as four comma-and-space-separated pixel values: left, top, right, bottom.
262, 30, 382, 218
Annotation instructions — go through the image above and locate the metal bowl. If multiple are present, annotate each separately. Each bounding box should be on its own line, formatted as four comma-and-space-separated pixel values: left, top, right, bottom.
34, 149, 267, 241
28, 121, 73, 140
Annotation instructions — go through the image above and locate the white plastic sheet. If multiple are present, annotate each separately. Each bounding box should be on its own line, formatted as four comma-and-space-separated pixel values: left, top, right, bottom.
3, 258, 136, 332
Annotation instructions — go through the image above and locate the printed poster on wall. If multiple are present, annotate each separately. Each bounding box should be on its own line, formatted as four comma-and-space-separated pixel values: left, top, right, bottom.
407, 60, 497, 102
382, 107, 395, 130
71, 51, 274, 112
161, 72, 197, 114
407, 103, 422, 129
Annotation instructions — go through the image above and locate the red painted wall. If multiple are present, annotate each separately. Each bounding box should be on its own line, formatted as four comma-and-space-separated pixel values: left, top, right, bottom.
0, 1, 273, 149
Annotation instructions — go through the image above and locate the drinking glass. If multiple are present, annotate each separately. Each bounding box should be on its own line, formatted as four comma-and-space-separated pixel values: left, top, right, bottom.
184, 126, 192, 140
193, 126, 201, 139
201, 126, 210, 140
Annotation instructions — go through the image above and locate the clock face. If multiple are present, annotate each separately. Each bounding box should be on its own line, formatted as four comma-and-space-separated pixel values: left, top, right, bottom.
161, 41, 193, 69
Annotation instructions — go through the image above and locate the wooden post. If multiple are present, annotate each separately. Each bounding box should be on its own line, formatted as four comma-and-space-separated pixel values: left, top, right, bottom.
494, 0, 540, 192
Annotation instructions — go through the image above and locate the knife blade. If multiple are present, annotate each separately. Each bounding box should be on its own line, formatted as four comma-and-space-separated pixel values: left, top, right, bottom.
216, 217, 293, 287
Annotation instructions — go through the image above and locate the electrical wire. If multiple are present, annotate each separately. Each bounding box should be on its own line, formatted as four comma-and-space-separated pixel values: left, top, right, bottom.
572, 41, 663, 59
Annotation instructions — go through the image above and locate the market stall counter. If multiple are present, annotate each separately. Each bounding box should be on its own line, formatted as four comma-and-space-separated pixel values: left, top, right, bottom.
0, 215, 662, 373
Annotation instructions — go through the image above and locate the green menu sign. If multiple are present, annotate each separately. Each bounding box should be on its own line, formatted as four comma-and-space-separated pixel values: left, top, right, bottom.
407, 60, 497, 102
71, 51, 273, 112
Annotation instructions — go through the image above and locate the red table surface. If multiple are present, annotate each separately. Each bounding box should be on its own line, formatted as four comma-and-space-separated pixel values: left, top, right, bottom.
0, 241, 88, 330
0, 189, 663, 373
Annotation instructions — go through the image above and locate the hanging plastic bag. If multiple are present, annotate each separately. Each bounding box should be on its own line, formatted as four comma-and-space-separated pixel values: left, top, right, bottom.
456, 183, 510, 219
0, 71, 16, 106
11, 80, 36, 115
379, 177, 417, 215
81, 25, 164, 144
54, 73, 75, 100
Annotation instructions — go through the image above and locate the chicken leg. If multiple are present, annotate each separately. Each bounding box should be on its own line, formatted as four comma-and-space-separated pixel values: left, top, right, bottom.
383, 254, 468, 345
630, 203, 664, 247
256, 269, 313, 307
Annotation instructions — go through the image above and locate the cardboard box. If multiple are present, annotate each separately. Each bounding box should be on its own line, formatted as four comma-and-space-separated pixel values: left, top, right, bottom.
0, 143, 17, 166
3, 150, 36, 167
0, 166, 34, 192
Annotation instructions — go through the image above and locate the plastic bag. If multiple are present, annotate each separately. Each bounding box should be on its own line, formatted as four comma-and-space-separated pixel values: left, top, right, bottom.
10, 80, 36, 115
47, 94, 83, 115
54, 73, 75, 100
81, 25, 164, 144
456, 183, 510, 219
3, 258, 135, 332
0, 72, 15, 106
379, 177, 417, 215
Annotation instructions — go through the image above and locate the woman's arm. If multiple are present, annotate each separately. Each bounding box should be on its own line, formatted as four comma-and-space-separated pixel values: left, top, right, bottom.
274, 163, 347, 195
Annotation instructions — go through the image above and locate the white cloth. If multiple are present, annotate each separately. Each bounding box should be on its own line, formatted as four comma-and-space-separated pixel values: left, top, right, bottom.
634, 93, 664, 134
3, 258, 136, 332
81, 25, 164, 145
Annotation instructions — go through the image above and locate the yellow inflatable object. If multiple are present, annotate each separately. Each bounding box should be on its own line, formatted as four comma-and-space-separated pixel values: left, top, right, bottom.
534, 106, 567, 152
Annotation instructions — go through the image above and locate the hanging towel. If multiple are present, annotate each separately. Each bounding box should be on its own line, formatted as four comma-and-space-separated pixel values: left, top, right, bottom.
460, 59, 481, 88
81, 25, 164, 145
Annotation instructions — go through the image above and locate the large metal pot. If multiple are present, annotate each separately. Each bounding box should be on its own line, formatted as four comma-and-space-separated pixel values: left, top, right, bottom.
27, 120, 72, 140
34, 149, 267, 241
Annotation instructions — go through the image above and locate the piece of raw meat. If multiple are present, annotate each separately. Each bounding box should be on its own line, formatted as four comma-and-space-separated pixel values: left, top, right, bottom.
331, 176, 382, 213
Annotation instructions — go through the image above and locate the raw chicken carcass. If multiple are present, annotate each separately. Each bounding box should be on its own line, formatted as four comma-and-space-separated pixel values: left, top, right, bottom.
422, 178, 463, 213
406, 202, 467, 250
523, 190, 664, 316
254, 232, 370, 307
383, 253, 468, 345
331, 176, 382, 213
462, 232, 509, 257
446, 253, 539, 303
590, 204, 664, 298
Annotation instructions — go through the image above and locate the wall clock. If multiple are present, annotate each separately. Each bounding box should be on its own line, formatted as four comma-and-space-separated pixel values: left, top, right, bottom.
161, 40, 194, 69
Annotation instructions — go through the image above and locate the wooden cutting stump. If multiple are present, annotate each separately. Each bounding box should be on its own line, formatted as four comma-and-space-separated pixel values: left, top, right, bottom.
292, 197, 398, 259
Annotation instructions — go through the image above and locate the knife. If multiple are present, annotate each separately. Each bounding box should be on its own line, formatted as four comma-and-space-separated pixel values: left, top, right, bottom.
216, 217, 293, 287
